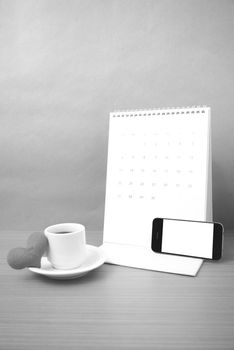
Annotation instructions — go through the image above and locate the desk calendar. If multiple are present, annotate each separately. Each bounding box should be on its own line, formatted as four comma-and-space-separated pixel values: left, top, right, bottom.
102, 106, 212, 276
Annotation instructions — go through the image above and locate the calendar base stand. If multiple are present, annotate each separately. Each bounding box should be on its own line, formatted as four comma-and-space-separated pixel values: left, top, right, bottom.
101, 242, 203, 276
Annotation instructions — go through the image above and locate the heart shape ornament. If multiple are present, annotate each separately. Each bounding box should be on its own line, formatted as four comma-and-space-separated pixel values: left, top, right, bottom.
7, 232, 48, 269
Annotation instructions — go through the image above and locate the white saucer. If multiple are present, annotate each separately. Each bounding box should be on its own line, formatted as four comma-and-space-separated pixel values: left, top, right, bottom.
29, 245, 105, 280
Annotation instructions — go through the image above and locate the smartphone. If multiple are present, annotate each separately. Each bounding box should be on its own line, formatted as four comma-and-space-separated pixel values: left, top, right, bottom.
151, 218, 223, 260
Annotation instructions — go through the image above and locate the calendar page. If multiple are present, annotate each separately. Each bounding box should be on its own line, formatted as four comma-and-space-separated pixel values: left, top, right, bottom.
104, 107, 211, 249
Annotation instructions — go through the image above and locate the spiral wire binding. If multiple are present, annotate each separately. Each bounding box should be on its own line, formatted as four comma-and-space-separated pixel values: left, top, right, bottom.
111, 106, 209, 118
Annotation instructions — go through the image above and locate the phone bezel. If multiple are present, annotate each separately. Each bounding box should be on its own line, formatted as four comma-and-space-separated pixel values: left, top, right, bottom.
151, 218, 224, 260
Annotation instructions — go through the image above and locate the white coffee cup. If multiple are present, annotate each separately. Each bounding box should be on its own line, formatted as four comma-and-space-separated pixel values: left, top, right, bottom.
44, 223, 86, 270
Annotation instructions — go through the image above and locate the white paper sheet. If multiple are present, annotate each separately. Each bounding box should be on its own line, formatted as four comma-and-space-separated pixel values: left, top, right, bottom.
103, 107, 212, 276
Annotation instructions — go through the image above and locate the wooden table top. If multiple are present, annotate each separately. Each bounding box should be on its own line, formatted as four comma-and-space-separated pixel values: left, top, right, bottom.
1, 230, 234, 350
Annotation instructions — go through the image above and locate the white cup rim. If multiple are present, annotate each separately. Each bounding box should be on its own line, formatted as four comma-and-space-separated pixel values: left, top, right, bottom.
45, 223, 85, 236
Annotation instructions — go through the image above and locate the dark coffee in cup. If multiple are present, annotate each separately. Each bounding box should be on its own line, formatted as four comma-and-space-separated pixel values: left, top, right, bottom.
56, 231, 73, 234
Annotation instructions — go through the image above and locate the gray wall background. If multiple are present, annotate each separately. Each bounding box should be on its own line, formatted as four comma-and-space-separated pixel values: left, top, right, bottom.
0, 0, 233, 231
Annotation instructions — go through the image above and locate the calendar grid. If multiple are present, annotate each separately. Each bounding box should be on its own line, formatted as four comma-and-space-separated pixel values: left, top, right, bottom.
104, 106, 211, 249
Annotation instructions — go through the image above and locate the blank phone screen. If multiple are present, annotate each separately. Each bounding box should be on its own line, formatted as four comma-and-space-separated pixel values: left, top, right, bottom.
161, 220, 214, 258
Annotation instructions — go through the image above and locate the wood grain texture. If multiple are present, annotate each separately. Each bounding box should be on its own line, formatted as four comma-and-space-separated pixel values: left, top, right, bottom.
1, 231, 234, 350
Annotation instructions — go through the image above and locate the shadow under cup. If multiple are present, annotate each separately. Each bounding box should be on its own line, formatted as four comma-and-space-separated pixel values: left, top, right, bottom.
44, 223, 86, 270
